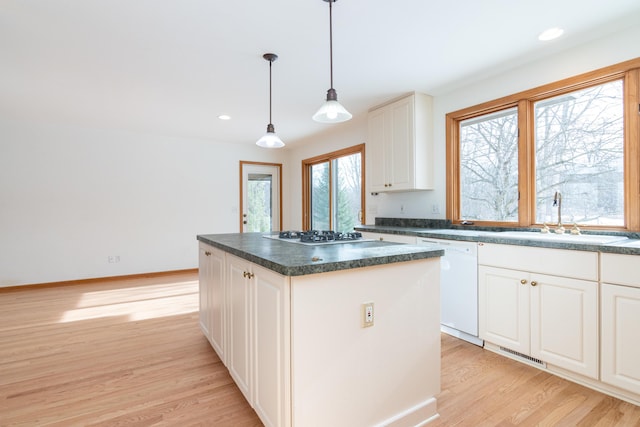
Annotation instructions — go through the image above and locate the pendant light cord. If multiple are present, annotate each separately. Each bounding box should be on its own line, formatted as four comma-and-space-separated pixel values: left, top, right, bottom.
329, 0, 334, 90
269, 58, 273, 125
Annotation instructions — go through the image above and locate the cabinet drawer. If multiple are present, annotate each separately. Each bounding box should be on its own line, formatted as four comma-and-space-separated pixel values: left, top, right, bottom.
601, 253, 640, 288
478, 243, 597, 281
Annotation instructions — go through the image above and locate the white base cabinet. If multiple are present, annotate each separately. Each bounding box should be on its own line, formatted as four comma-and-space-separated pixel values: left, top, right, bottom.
199, 241, 442, 427
479, 244, 598, 379
199, 246, 290, 427
601, 253, 640, 397
479, 265, 530, 354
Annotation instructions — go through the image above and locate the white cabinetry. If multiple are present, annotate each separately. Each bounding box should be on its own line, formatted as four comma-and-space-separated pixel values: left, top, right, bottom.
226, 254, 253, 401
251, 262, 290, 427
199, 250, 290, 427
367, 92, 433, 192
198, 242, 225, 359
360, 231, 416, 244
478, 244, 598, 379
601, 253, 640, 396
226, 254, 291, 427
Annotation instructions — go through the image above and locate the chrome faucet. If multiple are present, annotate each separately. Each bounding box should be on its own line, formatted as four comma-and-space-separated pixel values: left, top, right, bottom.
552, 192, 565, 234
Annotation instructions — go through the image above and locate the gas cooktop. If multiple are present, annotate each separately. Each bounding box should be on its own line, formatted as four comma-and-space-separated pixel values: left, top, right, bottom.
264, 230, 367, 245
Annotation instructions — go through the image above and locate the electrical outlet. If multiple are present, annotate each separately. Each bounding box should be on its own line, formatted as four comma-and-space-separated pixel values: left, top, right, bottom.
400, 204, 405, 214
432, 204, 440, 214
362, 302, 374, 328
107, 255, 120, 263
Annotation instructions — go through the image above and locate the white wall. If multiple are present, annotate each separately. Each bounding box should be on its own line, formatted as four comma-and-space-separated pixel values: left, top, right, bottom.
287, 23, 640, 225
0, 119, 285, 286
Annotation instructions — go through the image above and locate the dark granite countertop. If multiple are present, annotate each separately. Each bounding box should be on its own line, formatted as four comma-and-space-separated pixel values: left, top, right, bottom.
197, 233, 444, 277
355, 223, 640, 256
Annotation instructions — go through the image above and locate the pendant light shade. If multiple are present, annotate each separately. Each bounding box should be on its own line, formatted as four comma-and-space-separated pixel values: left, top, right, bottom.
313, 0, 351, 124
257, 53, 285, 148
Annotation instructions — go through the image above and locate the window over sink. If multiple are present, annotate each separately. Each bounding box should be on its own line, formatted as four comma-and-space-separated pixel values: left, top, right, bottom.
447, 58, 640, 230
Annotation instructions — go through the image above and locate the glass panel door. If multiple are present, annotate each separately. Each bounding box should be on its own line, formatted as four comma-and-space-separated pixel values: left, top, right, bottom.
311, 162, 330, 230
241, 163, 281, 232
334, 153, 362, 232
308, 151, 362, 232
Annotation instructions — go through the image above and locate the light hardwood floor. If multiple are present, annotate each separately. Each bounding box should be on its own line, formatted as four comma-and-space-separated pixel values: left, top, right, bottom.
1, 271, 639, 426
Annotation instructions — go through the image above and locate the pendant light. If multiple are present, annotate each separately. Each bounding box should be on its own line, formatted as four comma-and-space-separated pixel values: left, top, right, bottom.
312, 0, 352, 123
256, 53, 285, 148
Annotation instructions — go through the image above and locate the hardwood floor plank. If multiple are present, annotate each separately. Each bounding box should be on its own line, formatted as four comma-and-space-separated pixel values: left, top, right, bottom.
2, 271, 640, 426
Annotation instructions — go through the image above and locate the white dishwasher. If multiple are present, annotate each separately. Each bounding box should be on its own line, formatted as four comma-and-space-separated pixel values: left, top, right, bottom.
417, 237, 483, 346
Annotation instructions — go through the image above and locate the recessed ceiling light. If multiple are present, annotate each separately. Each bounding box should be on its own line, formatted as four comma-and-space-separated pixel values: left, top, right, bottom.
218, 114, 231, 120
538, 27, 564, 41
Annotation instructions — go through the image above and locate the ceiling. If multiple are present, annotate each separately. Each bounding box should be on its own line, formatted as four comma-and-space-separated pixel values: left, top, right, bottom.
2, 0, 640, 148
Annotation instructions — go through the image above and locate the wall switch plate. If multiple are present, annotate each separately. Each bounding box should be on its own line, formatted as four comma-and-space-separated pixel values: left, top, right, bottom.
362, 302, 374, 328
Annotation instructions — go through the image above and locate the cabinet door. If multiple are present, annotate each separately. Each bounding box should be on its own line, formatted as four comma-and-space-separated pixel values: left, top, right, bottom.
601, 283, 640, 394
226, 254, 253, 404
367, 107, 388, 193
252, 264, 291, 427
388, 96, 414, 190
198, 243, 214, 341
479, 266, 530, 354
530, 274, 598, 379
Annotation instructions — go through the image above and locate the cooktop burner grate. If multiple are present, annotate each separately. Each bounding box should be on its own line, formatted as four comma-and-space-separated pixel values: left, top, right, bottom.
278, 230, 363, 243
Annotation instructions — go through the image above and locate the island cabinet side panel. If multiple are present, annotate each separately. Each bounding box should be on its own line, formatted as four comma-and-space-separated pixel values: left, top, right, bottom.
290, 258, 441, 427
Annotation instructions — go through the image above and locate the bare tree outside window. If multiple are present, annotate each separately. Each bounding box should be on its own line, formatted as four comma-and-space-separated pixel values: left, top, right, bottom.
460, 108, 519, 221
458, 80, 624, 225
535, 81, 624, 226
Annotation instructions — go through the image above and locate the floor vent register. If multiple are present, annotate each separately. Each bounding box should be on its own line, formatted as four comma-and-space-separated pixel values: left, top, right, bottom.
499, 346, 547, 368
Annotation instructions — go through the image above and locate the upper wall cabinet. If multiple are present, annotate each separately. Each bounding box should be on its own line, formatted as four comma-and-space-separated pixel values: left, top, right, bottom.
367, 92, 434, 193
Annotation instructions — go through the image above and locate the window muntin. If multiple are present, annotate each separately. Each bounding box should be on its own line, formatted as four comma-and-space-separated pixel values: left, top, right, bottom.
534, 81, 624, 226
460, 108, 519, 222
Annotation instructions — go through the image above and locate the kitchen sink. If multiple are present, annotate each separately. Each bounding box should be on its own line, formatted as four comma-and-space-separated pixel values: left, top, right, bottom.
606, 239, 640, 248
421, 229, 492, 237
498, 231, 629, 245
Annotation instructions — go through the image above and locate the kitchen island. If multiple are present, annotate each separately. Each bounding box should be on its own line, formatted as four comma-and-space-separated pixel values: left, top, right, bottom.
197, 232, 443, 427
